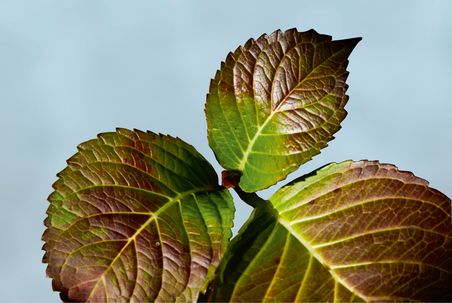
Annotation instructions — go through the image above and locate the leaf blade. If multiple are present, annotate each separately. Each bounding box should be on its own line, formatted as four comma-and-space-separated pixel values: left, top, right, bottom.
206, 29, 361, 191
208, 160, 451, 302
43, 128, 234, 302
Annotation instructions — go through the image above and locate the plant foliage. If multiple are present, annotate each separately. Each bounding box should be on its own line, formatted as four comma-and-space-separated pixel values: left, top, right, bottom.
43, 29, 451, 302
43, 129, 234, 302
206, 29, 359, 192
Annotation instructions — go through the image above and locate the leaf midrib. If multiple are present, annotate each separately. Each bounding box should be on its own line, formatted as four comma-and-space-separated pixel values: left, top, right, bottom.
276, 216, 365, 301
237, 46, 346, 172
80, 186, 213, 301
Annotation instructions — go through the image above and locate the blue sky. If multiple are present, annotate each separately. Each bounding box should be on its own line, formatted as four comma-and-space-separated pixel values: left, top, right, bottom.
1, 1, 451, 302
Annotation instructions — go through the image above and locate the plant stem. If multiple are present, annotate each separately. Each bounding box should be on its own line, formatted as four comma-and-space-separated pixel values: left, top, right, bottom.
233, 187, 277, 217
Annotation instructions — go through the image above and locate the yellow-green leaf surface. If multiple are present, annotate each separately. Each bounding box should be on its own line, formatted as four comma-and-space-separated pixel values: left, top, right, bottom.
208, 161, 451, 302
42, 128, 234, 302
206, 29, 360, 192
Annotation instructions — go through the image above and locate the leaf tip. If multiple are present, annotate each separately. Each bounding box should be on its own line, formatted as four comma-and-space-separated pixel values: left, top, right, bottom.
344, 36, 362, 50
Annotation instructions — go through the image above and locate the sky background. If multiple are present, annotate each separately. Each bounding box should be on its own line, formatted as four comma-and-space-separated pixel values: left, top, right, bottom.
1, 1, 451, 302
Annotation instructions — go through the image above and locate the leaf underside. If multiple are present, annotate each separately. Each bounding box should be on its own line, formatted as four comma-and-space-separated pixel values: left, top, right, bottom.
206, 28, 361, 192
208, 160, 452, 302
42, 128, 234, 302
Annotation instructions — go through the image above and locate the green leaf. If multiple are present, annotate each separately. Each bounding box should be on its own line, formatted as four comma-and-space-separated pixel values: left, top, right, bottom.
205, 28, 361, 192
42, 128, 234, 302
207, 160, 451, 302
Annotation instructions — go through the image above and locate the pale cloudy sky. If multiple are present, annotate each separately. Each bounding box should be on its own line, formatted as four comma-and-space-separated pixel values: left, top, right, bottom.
1, 1, 451, 302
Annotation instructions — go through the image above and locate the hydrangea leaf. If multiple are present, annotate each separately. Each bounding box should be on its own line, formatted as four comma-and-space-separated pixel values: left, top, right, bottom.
206, 28, 361, 192
42, 128, 234, 302
207, 160, 451, 302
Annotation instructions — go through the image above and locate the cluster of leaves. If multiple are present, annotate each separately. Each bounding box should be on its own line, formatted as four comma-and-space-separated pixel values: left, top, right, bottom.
43, 29, 451, 302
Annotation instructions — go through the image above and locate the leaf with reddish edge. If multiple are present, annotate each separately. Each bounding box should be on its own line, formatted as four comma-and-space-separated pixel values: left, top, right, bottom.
42, 128, 234, 302
206, 28, 361, 192
207, 160, 451, 302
